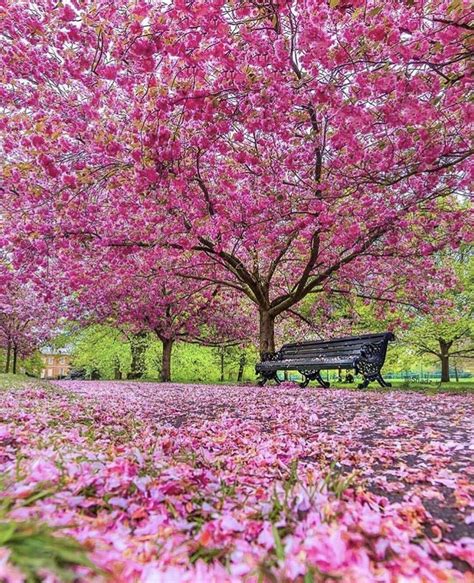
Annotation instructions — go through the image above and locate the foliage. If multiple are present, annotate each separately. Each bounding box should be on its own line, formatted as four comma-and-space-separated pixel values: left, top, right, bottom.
0, 520, 97, 583
61, 316, 474, 383
71, 325, 132, 378
0, 268, 56, 371
211, 344, 251, 382
388, 380, 474, 394
400, 251, 474, 380
69, 324, 258, 382
0, 0, 471, 358
0, 351, 43, 377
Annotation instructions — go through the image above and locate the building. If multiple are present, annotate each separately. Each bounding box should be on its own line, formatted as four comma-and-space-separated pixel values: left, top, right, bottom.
40, 346, 73, 379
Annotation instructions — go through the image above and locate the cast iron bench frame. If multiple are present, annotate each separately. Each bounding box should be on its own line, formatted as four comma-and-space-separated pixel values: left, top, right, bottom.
256, 332, 395, 389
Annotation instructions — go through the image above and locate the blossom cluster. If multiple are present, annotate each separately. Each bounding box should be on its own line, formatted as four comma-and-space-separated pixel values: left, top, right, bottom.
0, 381, 472, 582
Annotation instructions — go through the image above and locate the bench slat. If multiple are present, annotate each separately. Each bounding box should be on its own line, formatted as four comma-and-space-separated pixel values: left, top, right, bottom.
281, 336, 389, 352
281, 346, 363, 357
258, 359, 355, 371
282, 333, 391, 348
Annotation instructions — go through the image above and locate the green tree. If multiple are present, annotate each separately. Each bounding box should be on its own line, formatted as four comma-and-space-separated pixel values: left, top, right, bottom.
71, 325, 132, 379
402, 252, 474, 382
211, 345, 252, 383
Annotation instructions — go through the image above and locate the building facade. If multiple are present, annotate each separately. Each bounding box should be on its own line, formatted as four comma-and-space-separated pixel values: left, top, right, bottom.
40, 346, 73, 379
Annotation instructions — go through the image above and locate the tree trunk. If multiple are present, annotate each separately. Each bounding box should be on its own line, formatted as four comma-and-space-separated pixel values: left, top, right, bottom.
114, 356, 122, 380
440, 355, 450, 383
128, 331, 148, 379
237, 354, 246, 382
5, 340, 11, 373
259, 310, 275, 359
161, 338, 173, 382
438, 339, 452, 383
12, 344, 18, 374
454, 359, 459, 382
439, 339, 451, 383
220, 351, 225, 382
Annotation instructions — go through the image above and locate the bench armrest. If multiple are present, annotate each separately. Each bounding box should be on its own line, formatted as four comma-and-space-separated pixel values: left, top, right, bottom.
360, 340, 386, 361
261, 351, 281, 362
355, 340, 388, 378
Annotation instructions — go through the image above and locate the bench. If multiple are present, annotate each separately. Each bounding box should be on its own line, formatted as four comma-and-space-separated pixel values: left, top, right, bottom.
256, 332, 395, 389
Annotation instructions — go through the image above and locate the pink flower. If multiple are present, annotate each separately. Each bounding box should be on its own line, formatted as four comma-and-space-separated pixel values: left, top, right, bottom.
220, 515, 244, 533
140, 168, 159, 183
0, 548, 24, 583
31, 135, 45, 148
60, 6, 76, 21
29, 459, 60, 484
132, 39, 155, 58
359, 506, 381, 536
306, 530, 347, 571
257, 525, 274, 548
100, 65, 118, 81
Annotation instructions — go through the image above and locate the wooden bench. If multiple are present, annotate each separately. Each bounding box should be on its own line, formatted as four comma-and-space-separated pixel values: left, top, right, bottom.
256, 332, 395, 389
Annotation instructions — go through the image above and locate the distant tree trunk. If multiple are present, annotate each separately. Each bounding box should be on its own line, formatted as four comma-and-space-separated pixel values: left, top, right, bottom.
220, 351, 225, 382
5, 340, 11, 373
114, 356, 122, 380
454, 359, 459, 382
128, 331, 148, 379
12, 344, 18, 374
161, 338, 173, 382
439, 338, 451, 383
259, 310, 275, 359
237, 353, 246, 382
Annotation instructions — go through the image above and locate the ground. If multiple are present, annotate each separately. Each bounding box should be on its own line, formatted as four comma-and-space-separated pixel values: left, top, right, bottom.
0, 378, 473, 582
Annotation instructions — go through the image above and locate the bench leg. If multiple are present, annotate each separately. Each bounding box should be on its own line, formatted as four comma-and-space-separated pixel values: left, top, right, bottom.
299, 376, 310, 388
358, 374, 391, 389
376, 374, 392, 388
358, 377, 370, 389
314, 371, 330, 388
257, 372, 281, 386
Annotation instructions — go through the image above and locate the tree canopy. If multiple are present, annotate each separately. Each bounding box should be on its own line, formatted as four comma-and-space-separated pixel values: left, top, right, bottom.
1, 0, 472, 366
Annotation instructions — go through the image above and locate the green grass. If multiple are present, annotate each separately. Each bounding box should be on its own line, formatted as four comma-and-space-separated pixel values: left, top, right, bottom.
0, 373, 31, 389
0, 520, 99, 582
0, 374, 54, 391
324, 379, 474, 393
0, 373, 472, 394
276, 371, 474, 393
388, 379, 474, 393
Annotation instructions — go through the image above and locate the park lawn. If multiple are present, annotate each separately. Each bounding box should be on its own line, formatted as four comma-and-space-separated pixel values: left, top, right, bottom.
0, 373, 33, 390
329, 379, 474, 394
4, 373, 472, 393
0, 378, 473, 582
389, 380, 474, 394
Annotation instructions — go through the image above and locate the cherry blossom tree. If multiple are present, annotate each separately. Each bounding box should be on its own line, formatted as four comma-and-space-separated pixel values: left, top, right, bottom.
106, 280, 253, 382
0, 269, 53, 373
60, 248, 254, 381
1, 0, 472, 358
